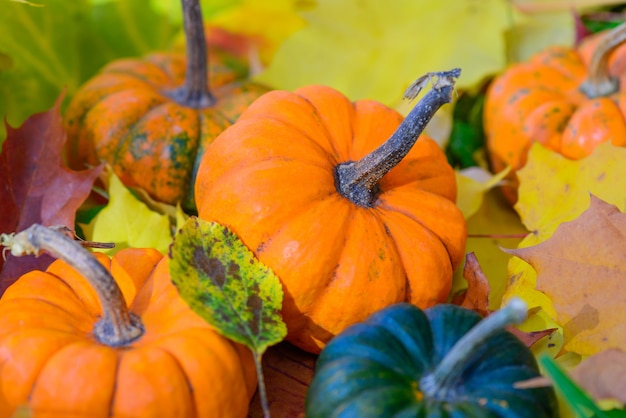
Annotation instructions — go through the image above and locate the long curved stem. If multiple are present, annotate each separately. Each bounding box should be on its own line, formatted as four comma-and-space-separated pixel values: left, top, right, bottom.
169, 0, 215, 108
1, 224, 144, 347
335, 69, 460, 207
420, 298, 528, 398
580, 21, 626, 98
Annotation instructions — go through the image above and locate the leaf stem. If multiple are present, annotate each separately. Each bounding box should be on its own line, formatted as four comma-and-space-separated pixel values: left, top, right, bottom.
0, 224, 144, 347
335, 69, 460, 207
254, 353, 271, 418
580, 21, 626, 98
420, 298, 528, 398
168, 0, 215, 108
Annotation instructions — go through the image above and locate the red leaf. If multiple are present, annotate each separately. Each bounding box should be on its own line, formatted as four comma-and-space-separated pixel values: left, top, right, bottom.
0, 95, 102, 293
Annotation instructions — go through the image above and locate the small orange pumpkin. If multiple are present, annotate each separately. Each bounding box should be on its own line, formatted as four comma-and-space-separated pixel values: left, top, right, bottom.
485, 22, 626, 203
0, 225, 256, 417
64, 0, 269, 210
195, 70, 467, 354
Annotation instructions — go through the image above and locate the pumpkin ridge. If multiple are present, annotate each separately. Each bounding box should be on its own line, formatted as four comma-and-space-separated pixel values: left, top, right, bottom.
376, 190, 465, 267
241, 113, 341, 164
23, 339, 89, 409
108, 348, 122, 417
149, 344, 199, 416
9, 297, 96, 333
295, 91, 354, 160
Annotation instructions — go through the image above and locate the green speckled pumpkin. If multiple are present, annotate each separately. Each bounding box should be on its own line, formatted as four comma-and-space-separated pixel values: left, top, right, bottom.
64, 0, 269, 210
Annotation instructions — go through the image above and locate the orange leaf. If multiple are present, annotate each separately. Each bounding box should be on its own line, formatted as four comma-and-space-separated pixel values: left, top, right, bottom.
569, 348, 626, 403
505, 195, 626, 355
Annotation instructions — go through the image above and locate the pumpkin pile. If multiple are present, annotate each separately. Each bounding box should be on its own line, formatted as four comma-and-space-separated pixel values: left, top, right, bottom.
1, 0, 586, 416
485, 21, 626, 203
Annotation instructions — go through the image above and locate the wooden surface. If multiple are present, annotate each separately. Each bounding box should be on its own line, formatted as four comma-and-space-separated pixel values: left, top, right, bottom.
247, 342, 317, 418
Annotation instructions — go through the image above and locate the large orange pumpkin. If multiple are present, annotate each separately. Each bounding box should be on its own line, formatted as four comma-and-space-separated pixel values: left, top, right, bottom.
0, 225, 256, 417
485, 22, 626, 203
64, 0, 269, 210
195, 70, 467, 354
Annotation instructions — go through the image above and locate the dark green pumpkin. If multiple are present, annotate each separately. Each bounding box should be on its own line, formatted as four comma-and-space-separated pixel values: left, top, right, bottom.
305, 303, 558, 418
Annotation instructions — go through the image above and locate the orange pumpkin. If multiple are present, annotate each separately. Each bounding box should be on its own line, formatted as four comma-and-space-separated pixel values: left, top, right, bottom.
64, 0, 269, 210
485, 22, 626, 203
0, 225, 256, 417
195, 70, 467, 354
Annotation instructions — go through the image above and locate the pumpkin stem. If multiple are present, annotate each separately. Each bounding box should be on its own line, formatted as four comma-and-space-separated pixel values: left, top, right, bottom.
1, 224, 144, 347
580, 21, 626, 98
335, 69, 460, 207
168, 0, 216, 108
420, 298, 528, 399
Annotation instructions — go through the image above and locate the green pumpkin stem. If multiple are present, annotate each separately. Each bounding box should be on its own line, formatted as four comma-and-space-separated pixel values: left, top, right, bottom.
169, 0, 216, 108
580, 21, 626, 98
420, 298, 528, 398
0, 224, 144, 347
335, 68, 460, 207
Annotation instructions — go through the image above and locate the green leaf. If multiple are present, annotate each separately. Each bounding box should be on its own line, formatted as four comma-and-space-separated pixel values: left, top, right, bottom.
169, 216, 287, 354
169, 217, 287, 417
446, 92, 487, 169
0, 0, 180, 144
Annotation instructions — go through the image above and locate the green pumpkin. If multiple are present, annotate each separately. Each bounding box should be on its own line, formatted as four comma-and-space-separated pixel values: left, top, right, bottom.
305, 301, 558, 417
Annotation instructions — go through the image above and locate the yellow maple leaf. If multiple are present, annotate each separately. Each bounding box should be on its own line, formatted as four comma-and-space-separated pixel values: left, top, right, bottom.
82, 171, 173, 256
502, 142, 626, 355
254, 1, 575, 106
207, 0, 308, 64
456, 166, 510, 220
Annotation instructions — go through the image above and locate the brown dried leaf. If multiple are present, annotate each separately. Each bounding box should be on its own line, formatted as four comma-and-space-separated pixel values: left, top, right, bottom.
505, 195, 626, 355
507, 327, 557, 348
248, 342, 316, 418
452, 252, 491, 317
0, 95, 102, 293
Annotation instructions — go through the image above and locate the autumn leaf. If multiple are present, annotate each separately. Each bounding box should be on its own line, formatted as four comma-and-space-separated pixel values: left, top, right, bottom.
451, 252, 491, 316
0, 96, 102, 293
247, 342, 315, 418
256, 0, 510, 105
501, 142, 626, 356
169, 217, 287, 416
520, 349, 626, 404
451, 252, 555, 348
456, 166, 510, 220
451, 188, 528, 310
254, 1, 575, 107
81, 168, 172, 256
518, 353, 626, 417
207, 0, 308, 65
505, 196, 626, 356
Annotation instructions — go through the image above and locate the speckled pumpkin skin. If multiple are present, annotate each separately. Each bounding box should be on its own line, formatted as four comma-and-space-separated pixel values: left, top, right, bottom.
65, 49, 269, 210
485, 30, 626, 203
195, 85, 467, 354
